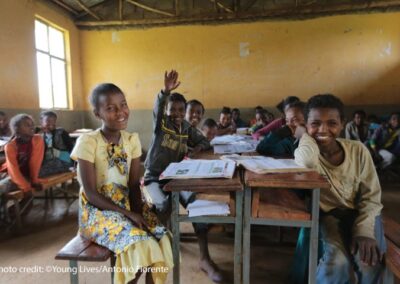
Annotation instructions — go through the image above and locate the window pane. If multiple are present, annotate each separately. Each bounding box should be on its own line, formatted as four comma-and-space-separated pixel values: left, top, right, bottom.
49, 27, 65, 59
51, 58, 68, 108
35, 20, 48, 52
36, 52, 53, 108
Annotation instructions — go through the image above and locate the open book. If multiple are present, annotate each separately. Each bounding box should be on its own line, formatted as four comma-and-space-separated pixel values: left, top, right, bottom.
221, 154, 311, 174
159, 159, 236, 180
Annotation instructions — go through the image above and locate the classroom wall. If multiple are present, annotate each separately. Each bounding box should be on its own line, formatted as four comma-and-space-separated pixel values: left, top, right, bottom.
80, 12, 400, 148
0, 0, 84, 131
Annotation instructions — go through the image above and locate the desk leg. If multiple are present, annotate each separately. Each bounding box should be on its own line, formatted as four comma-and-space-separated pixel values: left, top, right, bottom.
172, 192, 180, 284
308, 188, 320, 284
234, 190, 243, 284
243, 186, 252, 284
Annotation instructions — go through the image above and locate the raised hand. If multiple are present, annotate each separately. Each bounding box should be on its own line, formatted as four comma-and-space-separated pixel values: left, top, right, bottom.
163, 70, 180, 93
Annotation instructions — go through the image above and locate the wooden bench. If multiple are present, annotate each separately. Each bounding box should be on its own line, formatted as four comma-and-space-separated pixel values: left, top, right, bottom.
55, 235, 115, 284
4, 190, 33, 230
3, 171, 77, 231
383, 216, 400, 283
39, 171, 77, 200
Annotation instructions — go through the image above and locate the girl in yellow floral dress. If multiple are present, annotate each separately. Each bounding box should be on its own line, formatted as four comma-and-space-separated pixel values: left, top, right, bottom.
71, 83, 172, 284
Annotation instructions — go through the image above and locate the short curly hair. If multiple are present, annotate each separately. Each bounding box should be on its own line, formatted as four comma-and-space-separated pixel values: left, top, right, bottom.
305, 94, 344, 122
167, 92, 187, 107
89, 83, 124, 109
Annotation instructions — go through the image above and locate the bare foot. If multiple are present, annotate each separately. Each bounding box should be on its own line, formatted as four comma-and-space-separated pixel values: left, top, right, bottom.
199, 259, 223, 283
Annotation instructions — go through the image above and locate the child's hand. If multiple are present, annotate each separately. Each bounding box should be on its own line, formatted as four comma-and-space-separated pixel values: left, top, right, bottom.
351, 236, 382, 266
163, 70, 180, 93
31, 182, 43, 191
126, 211, 149, 230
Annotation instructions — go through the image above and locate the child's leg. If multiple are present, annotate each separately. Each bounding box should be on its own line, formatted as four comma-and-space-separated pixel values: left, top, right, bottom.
353, 215, 386, 284
142, 182, 171, 224
145, 271, 154, 284
316, 213, 355, 283
127, 271, 142, 284
180, 191, 223, 282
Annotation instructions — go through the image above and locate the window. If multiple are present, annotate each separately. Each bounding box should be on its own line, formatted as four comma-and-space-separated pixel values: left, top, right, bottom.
35, 19, 69, 109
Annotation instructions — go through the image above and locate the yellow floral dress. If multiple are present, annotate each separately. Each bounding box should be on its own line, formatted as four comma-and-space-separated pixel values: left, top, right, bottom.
71, 129, 172, 284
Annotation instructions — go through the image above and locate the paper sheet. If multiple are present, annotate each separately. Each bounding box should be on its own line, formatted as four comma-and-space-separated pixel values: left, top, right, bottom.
187, 199, 230, 217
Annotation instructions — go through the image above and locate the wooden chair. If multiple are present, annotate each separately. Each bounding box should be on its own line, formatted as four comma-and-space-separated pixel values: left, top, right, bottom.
55, 235, 115, 284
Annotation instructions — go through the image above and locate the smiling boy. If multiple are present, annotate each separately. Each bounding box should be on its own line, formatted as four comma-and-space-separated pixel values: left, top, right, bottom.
294, 94, 385, 283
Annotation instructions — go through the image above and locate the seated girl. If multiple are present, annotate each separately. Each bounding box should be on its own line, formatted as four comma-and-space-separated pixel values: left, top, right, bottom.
0, 114, 45, 221
71, 83, 172, 284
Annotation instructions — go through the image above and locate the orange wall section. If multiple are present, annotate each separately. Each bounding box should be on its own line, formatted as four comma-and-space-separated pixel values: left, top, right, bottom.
0, 0, 84, 110
80, 12, 400, 110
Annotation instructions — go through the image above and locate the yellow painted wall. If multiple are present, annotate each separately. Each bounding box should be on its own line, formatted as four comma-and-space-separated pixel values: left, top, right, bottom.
81, 12, 400, 110
0, 0, 83, 110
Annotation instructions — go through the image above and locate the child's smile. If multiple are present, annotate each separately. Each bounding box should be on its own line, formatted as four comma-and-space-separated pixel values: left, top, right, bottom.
96, 92, 130, 131
186, 104, 204, 127
306, 108, 343, 147
167, 101, 185, 127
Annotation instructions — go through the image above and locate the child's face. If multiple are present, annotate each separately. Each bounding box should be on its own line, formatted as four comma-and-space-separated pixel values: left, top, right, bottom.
0, 115, 7, 129
285, 107, 305, 131
353, 113, 364, 126
95, 92, 129, 131
185, 104, 204, 128
306, 108, 343, 147
389, 114, 399, 129
219, 113, 231, 128
18, 118, 35, 138
232, 111, 240, 121
167, 101, 186, 127
41, 116, 57, 133
202, 126, 217, 142
255, 113, 268, 126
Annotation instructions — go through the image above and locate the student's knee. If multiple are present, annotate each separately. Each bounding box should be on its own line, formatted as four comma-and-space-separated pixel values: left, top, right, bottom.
143, 183, 170, 213
319, 242, 351, 271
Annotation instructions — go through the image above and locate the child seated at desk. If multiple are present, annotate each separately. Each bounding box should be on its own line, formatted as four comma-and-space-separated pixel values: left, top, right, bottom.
256, 101, 305, 156
217, 106, 236, 136
252, 96, 300, 140
292, 94, 385, 284
185, 99, 205, 129
0, 114, 46, 222
142, 70, 224, 282
36, 111, 74, 177
367, 112, 399, 169
201, 118, 218, 142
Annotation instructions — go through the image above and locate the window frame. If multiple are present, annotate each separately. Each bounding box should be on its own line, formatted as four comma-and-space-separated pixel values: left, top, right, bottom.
34, 17, 70, 110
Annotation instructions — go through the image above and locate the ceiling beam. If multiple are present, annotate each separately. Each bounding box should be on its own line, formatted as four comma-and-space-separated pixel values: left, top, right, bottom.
125, 0, 175, 17
51, 0, 80, 15
119, 0, 123, 20
209, 0, 234, 13
74, 0, 101, 20
75, 1, 400, 29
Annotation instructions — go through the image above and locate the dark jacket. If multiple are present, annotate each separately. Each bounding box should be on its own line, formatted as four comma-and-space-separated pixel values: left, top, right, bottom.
256, 125, 298, 157
144, 91, 209, 185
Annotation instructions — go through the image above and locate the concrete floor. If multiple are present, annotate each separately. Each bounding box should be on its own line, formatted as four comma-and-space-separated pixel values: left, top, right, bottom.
0, 180, 399, 284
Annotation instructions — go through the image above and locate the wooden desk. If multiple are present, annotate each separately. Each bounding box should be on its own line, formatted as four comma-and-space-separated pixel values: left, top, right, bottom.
243, 170, 330, 284
164, 168, 244, 284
